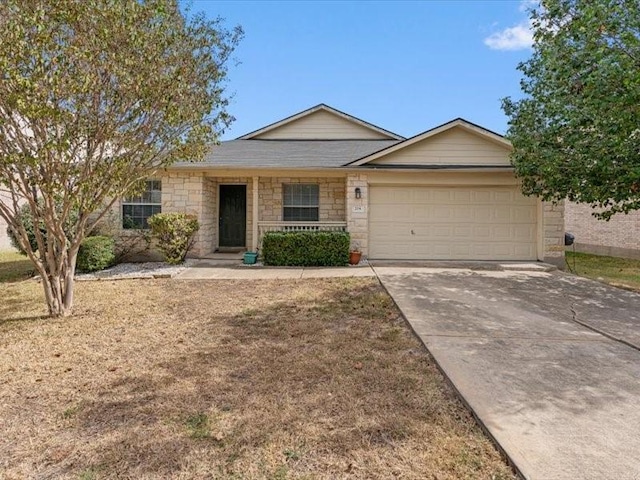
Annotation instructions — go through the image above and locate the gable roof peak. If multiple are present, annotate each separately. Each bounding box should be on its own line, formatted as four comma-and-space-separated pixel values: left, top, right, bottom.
236, 103, 405, 141
347, 117, 511, 166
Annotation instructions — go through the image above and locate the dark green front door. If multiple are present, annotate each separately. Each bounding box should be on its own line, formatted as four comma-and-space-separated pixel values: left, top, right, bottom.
219, 185, 246, 248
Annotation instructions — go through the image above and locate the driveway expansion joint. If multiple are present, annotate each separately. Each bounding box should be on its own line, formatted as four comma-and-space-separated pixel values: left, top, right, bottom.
570, 304, 640, 352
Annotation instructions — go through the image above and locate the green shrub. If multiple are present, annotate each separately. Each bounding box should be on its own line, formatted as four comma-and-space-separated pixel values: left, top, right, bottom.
262, 231, 350, 266
7, 201, 78, 255
147, 212, 199, 265
77, 236, 116, 273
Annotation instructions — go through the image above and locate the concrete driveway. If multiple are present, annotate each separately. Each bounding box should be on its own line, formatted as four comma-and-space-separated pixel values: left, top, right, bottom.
374, 266, 640, 480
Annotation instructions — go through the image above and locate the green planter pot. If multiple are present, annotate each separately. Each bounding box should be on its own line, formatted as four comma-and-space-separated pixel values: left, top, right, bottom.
243, 252, 258, 265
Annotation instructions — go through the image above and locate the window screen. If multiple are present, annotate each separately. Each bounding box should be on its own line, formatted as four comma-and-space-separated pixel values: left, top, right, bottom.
282, 184, 319, 222
122, 180, 162, 229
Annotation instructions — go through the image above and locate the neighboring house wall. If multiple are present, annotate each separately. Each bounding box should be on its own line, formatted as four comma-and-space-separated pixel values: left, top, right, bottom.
0, 192, 13, 250
565, 201, 640, 259
0, 192, 20, 251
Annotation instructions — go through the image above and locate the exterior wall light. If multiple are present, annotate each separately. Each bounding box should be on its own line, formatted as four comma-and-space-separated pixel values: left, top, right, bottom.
355, 187, 362, 199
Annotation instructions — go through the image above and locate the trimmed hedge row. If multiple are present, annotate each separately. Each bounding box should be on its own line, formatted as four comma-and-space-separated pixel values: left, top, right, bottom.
262, 231, 350, 266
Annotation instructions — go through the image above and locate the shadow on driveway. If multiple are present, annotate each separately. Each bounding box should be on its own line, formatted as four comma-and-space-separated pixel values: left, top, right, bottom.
375, 267, 640, 480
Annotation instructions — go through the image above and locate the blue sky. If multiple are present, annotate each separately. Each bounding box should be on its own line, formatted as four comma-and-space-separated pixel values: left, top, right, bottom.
190, 0, 535, 140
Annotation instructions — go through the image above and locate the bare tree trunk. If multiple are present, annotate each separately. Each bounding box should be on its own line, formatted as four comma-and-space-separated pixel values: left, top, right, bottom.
62, 248, 78, 314
37, 234, 79, 317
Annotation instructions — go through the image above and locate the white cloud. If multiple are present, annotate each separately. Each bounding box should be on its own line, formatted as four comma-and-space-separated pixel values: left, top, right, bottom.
484, 0, 538, 51
519, 0, 539, 13
484, 21, 534, 51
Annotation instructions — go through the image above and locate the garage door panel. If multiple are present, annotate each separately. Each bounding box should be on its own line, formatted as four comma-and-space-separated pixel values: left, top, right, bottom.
453, 190, 472, 203
513, 225, 536, 240
432, 225, 452, 237
453, 226, 472, 237
512, 206, 537, 222
369, 205, 409, 221
369, 186, 537, 260
471, 190, 492, 203
432, 190, 452, 203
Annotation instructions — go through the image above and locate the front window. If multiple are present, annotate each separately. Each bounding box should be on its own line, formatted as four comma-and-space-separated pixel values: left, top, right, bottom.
283, 184, 319, 221
122, 180, 161, 229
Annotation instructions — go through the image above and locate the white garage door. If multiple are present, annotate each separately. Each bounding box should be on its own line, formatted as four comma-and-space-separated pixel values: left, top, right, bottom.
369, 186, 537, 260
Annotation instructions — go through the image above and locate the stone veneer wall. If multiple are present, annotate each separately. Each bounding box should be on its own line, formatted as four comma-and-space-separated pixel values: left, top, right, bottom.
162, 172, 215, 257
163, 174, 255, 254
542, 201, 565, 267
258, 177, 346, 222
345, 173, 368, 253
565, 201, 640, 260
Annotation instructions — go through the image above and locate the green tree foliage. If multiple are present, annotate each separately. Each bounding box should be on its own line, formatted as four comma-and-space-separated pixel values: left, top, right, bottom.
147, 212, 199, 265
0, 0, 242, 316
502, 0, 640, 219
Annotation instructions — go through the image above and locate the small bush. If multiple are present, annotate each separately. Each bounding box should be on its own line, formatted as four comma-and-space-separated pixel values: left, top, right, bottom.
77, 236, 116, 273
147, 212, 199, 265
262, 231, 350, 266
90, 210, 152, 263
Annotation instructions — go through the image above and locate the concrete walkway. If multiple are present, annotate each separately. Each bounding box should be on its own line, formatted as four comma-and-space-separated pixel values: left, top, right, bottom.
175, 260, 375, 279
375, 266, 640, 480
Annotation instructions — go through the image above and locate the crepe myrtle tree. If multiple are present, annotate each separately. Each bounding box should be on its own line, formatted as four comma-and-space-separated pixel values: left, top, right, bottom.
0, 0, 242, 317
503, 0, 640, 220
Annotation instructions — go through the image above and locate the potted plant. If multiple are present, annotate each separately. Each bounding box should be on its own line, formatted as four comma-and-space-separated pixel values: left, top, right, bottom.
349, 242, 362, 265
243, 250, 258, 265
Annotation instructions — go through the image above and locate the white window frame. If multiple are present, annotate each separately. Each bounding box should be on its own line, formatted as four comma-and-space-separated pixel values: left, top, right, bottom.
282, 183, 320, 222
122, 179, 162, 229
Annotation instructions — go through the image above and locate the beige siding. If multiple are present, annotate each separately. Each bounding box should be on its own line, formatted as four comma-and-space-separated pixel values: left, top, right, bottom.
254, 110, 392, 140
369, 127, 511, 166
565, 201, 640, 259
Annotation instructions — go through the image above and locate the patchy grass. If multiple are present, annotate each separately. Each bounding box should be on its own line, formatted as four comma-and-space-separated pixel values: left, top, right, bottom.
566, 251, 640, 291
0, 278, 515, 479
184, 412, 212, 439
0, 250, 34, 283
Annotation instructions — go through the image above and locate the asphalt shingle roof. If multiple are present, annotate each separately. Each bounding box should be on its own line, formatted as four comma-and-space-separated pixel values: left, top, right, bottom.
175, 139, 401, 169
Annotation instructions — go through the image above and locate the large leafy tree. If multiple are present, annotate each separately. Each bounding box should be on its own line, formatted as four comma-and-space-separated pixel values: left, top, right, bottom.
0, 0, 242, 316
503, 0, 640, 219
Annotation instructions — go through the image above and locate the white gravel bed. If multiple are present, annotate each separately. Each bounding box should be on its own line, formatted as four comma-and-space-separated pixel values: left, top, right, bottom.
75, 259, 197, 281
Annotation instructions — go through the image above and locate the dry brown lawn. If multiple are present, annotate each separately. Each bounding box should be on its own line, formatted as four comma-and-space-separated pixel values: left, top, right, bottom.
0, 277, 515, 480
